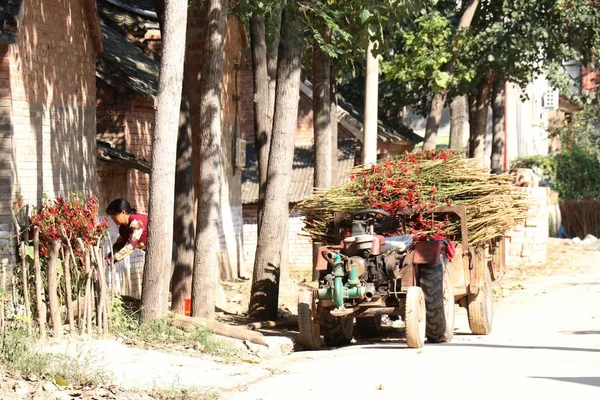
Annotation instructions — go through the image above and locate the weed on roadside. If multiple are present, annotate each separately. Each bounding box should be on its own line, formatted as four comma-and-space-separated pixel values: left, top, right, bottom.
150, 384, 221, 400
0, 326, 109, 387
110, 297, 239, 363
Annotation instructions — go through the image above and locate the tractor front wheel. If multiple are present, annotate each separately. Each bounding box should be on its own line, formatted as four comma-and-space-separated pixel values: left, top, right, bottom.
405, 286, 426, 348
297, 290, 321, 350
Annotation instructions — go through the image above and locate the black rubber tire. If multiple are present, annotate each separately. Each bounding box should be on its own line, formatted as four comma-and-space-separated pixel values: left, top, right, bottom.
405, 286, 426, 348
297, 290, 321, 350
355, 316, 382, 338
420, 255, 455, 343
467, 267, 493, 335
321, 312, 354, 347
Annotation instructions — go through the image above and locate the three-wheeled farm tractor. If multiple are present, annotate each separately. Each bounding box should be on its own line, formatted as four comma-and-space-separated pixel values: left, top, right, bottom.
297, 206, 504, 349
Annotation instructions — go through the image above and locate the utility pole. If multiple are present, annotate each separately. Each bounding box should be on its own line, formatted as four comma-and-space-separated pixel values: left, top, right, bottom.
363, 41, 378, 165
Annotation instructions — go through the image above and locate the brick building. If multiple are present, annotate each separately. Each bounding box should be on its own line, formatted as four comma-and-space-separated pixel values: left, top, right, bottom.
0, 0, 102, 261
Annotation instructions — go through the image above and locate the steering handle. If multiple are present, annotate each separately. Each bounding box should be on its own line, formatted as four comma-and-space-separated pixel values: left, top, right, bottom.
353, 209, 391, 217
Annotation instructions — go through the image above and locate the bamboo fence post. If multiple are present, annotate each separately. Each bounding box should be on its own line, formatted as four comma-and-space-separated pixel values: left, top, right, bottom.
33, 227, 46, 340
90, 245, 103, 330
0, 258, 7, 334
76, 268, 81, 330
105, 232, 118, 297
78, 238, 92, 335
62, 246, 75, 335
59, 225, 80, 333
95, 244, 109, 335
47, 240, 62, 338
21, 206, 32, 334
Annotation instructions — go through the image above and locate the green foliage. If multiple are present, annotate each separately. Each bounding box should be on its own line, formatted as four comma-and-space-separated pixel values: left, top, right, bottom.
550, 104, 600, 156
511, 154, 557, 187
553, 146, 600, 199
383, 12, 454, 91
512, 147, 600, 200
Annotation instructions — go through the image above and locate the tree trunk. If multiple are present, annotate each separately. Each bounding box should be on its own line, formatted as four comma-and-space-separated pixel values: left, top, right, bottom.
141, 0, 188, 322
423, 94, 445, 150
331, 78, 339, 184
253, 8, 281, 230
449, 95, 468, 151
363, 40, 379, 165
153, 0, 195, 315
312, 34, 332, 282
491, 80, 506, 173
468, 72, 494, 161
248, 4, 305, 320
422, 0, 480, 149
191, 0, 228, 320
251, 15, 271, 230
170, 82, 195, 314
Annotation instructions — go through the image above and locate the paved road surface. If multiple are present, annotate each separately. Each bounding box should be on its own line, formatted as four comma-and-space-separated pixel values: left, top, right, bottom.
226, 262, 600, 400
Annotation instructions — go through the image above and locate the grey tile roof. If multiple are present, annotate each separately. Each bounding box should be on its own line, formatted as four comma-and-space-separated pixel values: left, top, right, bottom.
98, 0, 159, 32
300, 81, 423, 144
97, 140, 151, 173
241, 137, 357, 205
96, 20, 159, 98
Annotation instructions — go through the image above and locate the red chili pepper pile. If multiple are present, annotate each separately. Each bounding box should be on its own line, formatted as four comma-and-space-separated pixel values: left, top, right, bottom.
298, 150, 527, 246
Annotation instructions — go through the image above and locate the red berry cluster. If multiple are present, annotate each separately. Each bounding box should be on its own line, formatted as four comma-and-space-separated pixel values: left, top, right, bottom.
25, 194, 109, 262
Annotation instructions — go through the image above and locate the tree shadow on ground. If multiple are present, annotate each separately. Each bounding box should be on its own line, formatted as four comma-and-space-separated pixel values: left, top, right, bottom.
530, 376, 600, 388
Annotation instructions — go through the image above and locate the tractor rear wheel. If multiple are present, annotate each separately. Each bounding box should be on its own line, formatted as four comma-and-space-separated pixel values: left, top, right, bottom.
405, 286, 426, 348
321, 313, 354, 347
297, 290, 321, 350
420, 255, 455, 343
355, 315, 382, 338
468, 266, 493, 334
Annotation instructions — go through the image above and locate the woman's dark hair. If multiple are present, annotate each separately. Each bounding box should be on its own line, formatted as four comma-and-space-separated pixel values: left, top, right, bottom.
106, 198, 136, 215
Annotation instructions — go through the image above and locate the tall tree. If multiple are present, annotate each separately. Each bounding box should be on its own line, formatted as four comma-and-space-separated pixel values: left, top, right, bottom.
313, 33, 332, 190
250, 15, 271, 230
247, 2, 281, 230
248, 3, 305, 320
141, 0, 188, 322
449, 95, 467, 151
191, 0, 229, 320
468, 71, 493, 161
171, 84, 195, 314
311, 29, 332, 281
422, 0, 479, 150
491, 80, 505, 172
152, 0, 196, 316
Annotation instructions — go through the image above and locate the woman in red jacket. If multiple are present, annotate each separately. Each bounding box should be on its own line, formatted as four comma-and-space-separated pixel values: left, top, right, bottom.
105, 198, 148, 263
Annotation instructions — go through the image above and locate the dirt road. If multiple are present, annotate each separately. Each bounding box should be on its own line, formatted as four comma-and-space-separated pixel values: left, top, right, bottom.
225, 239, 600, 400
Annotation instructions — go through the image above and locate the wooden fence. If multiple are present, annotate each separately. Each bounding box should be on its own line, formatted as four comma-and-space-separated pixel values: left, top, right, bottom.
560, 199, 600, 239
0, 226, 115, 340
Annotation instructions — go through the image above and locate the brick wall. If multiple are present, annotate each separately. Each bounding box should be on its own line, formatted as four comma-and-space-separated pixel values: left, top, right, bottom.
96, 80, 153, 213
504, 187, 551, 267
582, 66, 598, 92
242, 205, 313, 276
0, 0, 99, 261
